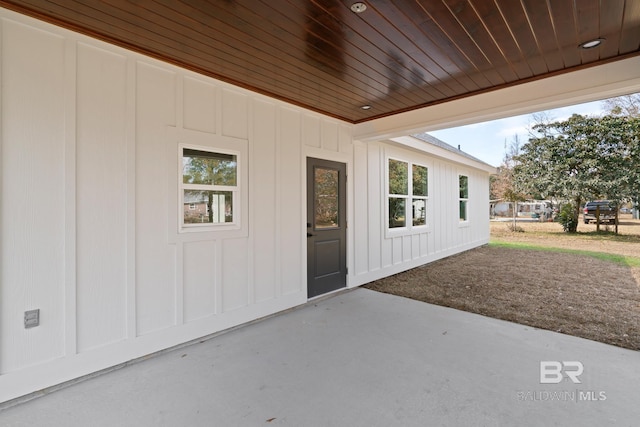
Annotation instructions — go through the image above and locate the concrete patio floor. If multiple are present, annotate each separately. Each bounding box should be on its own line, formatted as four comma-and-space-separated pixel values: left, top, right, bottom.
0, 288, 638, 426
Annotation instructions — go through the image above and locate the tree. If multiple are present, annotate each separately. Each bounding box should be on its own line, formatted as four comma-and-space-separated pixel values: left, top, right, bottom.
602, 93, 640, 117
596, 115, 640, 220
514, 114, 640, 232
491, 135, 527, 229
603, 92, 640, 219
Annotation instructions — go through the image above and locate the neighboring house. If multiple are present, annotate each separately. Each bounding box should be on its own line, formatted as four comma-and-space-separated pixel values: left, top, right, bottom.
183, 193, 229, 224
0, 6, 637, 404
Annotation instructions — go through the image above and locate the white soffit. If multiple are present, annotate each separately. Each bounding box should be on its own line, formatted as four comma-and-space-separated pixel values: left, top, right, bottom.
354, 56, 640, 142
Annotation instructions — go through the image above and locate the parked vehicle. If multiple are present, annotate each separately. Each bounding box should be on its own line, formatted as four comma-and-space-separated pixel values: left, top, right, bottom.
583, 200, 617, 224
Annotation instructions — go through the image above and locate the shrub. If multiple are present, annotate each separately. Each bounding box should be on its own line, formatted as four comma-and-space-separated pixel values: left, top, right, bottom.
557, 203, 578, 233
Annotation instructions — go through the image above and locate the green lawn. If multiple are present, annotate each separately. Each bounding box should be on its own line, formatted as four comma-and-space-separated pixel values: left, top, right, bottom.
489, 240, 640, 268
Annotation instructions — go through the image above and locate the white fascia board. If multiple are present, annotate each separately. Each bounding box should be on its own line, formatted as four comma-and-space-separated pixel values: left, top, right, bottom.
354, 56, 640, 142
388, 135, 497, 174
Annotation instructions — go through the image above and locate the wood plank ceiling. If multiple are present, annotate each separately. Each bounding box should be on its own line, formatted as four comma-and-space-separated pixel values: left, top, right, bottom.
1, 0, 639, 123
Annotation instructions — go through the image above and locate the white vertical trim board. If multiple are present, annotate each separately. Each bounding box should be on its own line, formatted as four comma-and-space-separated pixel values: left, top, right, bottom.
125, 55, 137, 341
63, 38, 78, 357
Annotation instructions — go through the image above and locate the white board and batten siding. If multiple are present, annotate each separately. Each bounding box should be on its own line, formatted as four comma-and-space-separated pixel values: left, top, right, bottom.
0, 8, 491, 403
351, 137, 494, 287
0, 9, 353, 403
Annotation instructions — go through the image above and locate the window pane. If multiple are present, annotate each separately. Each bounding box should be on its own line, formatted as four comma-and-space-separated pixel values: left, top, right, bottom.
459, 175, 468, 199
413, 165, 428, 196
459, 200, 467, 221
183, 149, 237, 186
389, 198, 406, 228
389, 159, 408, 195
315, 168, 339, 228
412, 199, 426, 226
184, 190, 233, 224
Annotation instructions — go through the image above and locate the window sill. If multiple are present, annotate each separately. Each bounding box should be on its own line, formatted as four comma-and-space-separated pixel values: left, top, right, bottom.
385, 226, 430, 239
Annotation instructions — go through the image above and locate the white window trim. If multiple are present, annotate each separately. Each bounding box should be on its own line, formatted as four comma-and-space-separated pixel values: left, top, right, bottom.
165, 126, 251, 244
179, 143, 242, 233
385, 152, 430, 238
167, 128, 248, 244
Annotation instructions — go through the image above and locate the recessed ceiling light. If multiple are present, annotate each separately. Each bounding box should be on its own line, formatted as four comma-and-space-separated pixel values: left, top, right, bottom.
361, 105, 372, 110
579, 38, 605, 49
351, 2, 367, 13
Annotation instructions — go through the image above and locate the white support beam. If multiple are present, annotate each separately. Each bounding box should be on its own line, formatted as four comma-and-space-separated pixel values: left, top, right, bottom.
354, 56, 640, 142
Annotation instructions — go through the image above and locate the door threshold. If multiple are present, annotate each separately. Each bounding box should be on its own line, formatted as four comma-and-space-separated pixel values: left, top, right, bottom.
307, 286, 353, 303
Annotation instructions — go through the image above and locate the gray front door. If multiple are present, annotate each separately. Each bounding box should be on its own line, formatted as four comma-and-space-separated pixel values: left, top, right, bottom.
307, 157, 347, 298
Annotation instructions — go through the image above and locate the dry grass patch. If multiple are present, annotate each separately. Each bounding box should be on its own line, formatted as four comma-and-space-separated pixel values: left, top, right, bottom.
365, 217, 640, 350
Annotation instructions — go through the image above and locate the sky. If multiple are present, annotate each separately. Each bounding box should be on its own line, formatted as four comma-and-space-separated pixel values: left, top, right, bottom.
429, 100, 606, 167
